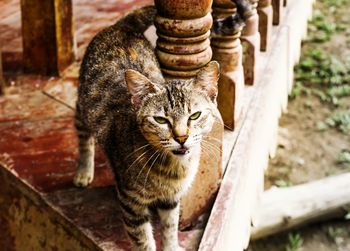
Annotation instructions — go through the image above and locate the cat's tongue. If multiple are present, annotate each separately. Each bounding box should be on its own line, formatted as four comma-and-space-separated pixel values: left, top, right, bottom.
172, 147, 189, 155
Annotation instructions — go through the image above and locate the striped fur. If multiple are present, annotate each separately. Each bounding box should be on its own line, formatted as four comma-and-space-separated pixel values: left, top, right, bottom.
74, 6, 221, 251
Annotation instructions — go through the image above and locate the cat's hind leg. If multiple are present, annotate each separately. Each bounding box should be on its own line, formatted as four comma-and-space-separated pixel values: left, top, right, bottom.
74, 115, 95, 187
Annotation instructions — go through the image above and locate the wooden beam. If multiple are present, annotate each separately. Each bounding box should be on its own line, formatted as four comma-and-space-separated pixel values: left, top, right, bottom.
251, 173, 350, 240
212, 0, 244, 130
20, 0, 75, 76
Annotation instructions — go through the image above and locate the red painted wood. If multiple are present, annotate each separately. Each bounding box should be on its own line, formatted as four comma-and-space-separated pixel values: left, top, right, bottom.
0, 0, 153, 72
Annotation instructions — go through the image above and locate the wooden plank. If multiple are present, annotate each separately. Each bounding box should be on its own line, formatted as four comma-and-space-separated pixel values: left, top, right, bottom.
20, 0, 75, 75
251, 173, 350, 240
0, 164, 100, 251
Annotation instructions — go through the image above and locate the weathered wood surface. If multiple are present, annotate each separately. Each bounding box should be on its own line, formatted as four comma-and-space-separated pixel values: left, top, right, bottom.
212, 0, 245, 130
0, 0, 314, 249
199, 0, 314, 249
251, 173, 350, 240
0, 164, 99, 251
1, 0, 153, 72
20, 0, 75, 75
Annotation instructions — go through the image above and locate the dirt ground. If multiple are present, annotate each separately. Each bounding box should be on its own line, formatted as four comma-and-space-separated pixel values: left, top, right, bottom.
248, 0, 350, 250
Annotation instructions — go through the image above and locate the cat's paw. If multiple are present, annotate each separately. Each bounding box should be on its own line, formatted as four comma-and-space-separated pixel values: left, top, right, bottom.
73, 169, 94, 187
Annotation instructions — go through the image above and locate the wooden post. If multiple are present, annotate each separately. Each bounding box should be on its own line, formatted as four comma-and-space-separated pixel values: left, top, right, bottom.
257, 0, 273, 51
154, 0, 224, 229
241, 0, 261, 85
284, 0, 287, 6
272, 0, 284, 25
20, 0, 75, 76
212, 0, 244, 130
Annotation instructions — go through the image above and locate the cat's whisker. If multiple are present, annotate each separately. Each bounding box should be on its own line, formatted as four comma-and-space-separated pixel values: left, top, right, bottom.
125, 148, 152, 173
203, 135, 222, 144
201, 144, 221, 161
199, 145, 211, 159
201, 144, 219, 161
134, 150, 159, 187
201, 139, 222, 153
125, 144, 151, 159
142, 152, 161, 191
201, 147, 218, 163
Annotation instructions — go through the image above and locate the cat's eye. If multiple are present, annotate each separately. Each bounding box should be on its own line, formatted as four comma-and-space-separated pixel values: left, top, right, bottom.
154, 116, 168, 124
189, 111, 201, 120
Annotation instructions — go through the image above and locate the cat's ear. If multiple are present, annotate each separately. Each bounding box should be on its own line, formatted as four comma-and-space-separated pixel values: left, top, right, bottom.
194, 61, 220, 101
125, 69, 161, 108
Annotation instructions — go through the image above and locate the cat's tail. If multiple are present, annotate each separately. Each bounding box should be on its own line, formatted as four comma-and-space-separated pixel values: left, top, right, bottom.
119, 5, 157, 34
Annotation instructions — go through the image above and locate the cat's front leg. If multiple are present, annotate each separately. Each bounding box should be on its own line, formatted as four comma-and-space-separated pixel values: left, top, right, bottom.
118, 191, 156, 251
157, 201, 184, 251
74, 133, 95, 187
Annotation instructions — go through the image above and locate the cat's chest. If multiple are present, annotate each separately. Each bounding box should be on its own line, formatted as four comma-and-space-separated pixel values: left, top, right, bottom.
151, 160, 199, 200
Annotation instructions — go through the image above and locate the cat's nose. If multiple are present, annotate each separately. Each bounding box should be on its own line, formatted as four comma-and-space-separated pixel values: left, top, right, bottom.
174, 135, 188, 145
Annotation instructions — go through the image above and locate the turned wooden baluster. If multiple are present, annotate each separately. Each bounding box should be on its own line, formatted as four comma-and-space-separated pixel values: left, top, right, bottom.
20, 0, 75, 75
257, 0, 273, 51
154, 0, 224, 229
241, 0, 261, 85
154, 0, 213, 78
212, 0, 244, 129
272, 0, 284, 25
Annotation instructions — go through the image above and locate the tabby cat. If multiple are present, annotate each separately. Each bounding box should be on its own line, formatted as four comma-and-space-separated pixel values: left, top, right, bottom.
74, 4, 244, 251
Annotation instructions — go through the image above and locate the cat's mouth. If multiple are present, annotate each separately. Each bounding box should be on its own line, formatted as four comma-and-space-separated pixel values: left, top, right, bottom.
172, 147, 189, 155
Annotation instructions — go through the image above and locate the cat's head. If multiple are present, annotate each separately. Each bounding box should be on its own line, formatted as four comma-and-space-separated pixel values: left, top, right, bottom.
125, 61, 220, 158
